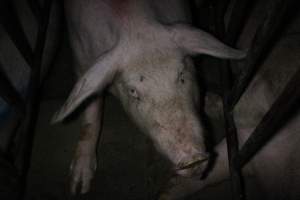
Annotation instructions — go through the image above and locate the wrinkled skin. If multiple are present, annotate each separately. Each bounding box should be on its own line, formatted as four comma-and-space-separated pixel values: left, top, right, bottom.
111, 43, 208, 175
52, 0, 245, 195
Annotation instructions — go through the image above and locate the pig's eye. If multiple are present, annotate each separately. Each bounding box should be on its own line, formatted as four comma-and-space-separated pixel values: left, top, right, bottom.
129, 88, 140, 100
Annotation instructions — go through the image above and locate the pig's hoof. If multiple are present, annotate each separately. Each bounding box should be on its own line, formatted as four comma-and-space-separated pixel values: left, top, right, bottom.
70, 154, 97, 195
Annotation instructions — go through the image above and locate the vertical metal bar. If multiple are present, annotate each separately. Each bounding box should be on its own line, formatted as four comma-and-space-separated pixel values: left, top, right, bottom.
223, 106, 245, 200
40, 0, 65, 87
0, 64, 25, 116
225, 0, 253, 46
9, 1, 53, 199
218, 23, 245, 200
26, 0, 42, 21
0, 1, 34, 67
0, 150, 20, 200
236, 67, 300, 168
213, 1, 245, 199
213, 0, 252, 199
223, 1, 295, 199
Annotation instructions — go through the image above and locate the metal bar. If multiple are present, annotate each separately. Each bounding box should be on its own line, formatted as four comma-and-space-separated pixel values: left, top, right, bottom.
212, 0, 245, 199
0, 64, 25, 116
26, 0, 42, 21
221, 1, 292, 199
235, 67, 300, 168
225, 0, 253, 46
0, 151, 19, 180
223, 108, 245, 200
15, 0, 52, 173
0, 150, 20, 200
0, 1, 34, 67
220, 1, 298, 200
229, 0, 293, 110
40, 0, 64, 87
221, 65, 245, 200
8, 1, 53, 199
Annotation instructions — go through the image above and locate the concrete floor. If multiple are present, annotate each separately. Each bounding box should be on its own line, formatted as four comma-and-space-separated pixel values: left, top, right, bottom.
24, 95, 262, 200
25, 96, 167, 200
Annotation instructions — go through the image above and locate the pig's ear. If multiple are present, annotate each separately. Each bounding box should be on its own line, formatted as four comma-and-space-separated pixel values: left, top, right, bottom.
170, 24, 246, 59
51, 53, 118, 123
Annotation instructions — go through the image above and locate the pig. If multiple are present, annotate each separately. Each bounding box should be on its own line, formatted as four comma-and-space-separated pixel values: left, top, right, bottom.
51, 0, 245, 195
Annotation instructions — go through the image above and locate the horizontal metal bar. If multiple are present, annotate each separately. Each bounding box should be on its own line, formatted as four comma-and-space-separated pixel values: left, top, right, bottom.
235, 67, 300, 168
0, 1, 34, 67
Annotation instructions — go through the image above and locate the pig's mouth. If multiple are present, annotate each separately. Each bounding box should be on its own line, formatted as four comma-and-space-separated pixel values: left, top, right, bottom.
175, 157, 208, 171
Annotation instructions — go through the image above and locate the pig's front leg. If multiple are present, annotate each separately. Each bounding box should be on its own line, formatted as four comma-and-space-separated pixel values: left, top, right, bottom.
159, 139, 231, 200
70, 97, 104, 194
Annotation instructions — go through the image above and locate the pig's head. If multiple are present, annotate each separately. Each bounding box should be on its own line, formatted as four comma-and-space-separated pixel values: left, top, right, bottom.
52, 24, 245, 177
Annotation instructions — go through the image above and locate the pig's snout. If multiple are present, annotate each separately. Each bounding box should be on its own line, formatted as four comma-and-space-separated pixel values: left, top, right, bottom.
151, 116, 210, 178
175, 152, 209, 177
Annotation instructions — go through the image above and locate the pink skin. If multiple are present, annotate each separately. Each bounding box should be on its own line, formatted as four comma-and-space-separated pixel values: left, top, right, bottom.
56, 0, 245, 196
70, 98, 103, 194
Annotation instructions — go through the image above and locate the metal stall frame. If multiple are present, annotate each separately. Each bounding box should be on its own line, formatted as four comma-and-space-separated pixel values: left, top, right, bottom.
0, 0, 299, 200
208, 0, 299, 199
0, 0, 55, 199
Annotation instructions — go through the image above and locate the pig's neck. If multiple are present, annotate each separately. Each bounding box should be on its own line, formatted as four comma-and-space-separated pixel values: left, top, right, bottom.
107, 0, 159, 33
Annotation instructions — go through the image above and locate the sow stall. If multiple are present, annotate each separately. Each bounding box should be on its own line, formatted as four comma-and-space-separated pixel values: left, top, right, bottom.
0, 0, 298, 199
197, 0, 299, 199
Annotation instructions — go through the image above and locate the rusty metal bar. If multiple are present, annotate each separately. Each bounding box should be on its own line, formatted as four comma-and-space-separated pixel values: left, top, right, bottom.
0, 1, 34, 67
0, 64, 25, 116
235, 67, 300, 168
229, 0, 293, 110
